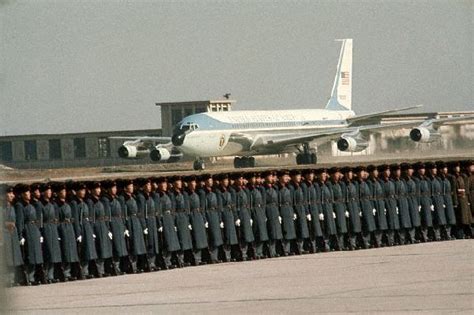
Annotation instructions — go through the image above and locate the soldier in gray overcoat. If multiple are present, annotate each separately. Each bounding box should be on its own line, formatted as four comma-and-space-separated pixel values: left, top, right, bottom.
288, 170, 310, 254
3, 186, 25, 286
248, 173, 269, 259
262, 171, 283, 257
391, 164, 414, 245
185, 175, 209, 265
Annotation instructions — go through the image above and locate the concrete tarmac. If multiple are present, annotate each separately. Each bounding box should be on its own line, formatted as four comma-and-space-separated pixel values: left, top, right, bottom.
5, 240, 473, 314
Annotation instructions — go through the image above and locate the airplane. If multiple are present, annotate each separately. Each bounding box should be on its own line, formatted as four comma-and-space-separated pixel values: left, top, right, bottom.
115, 39, 474, 170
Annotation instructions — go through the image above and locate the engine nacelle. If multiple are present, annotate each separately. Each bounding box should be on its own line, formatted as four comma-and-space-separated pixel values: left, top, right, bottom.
337, 136, 368, 152
409, 127, 441, 143
118, 144, 149, 159
150, 147, 171, 162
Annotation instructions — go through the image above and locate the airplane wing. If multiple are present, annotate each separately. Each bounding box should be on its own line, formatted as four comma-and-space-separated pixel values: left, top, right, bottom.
109, 136, 171, 144
346, 105, 423, 125
250, 115, 474, 150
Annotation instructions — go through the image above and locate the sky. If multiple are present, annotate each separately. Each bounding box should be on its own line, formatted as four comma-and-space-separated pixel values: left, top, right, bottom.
0, 0, 472, 136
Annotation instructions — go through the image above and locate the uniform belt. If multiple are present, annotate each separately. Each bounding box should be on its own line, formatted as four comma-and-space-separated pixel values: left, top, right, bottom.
280, 202, 290, 206
191, 208, 202, 211
44, 219, 59, 224
208, 207, 217, 211
96, 216, 110, 221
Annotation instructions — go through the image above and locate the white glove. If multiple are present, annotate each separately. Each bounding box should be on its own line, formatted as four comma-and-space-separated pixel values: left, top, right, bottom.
250, 219, 253, 226
418, 205, 422, 212
108, 231, 113, 240
384, 209, 387, 215
144, 228, 149, 235
319, 213, 324, 220
20, 238, 26, 246
396, 207, 399, 215
158, 227, 163, 232
443, 204, 446, 208
77, 235, 82, 243
306, 214, 312, 221
220, 222, 224, 228
333, 212, 336, 219
372, 208, 376, 215
430, 205, 434, 211
235, 219, 241, 227
278, 216, 282, 224
124, 230, 130, 237
345, 211, 350, 218
293, 214, 297, 220
58, 237, 61, 241
174, 226, 178, 231
40, 237, 44, 243
359, 211, 363, 217
205, 222, 209, 228
188, 224, 193, 230
93, 234, 96, 239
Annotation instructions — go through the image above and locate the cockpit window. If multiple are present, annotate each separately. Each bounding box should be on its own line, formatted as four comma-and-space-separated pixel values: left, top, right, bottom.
174, 122, 199, 134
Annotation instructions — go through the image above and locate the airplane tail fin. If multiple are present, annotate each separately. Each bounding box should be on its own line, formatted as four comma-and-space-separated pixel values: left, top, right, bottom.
325, 38, 352, 111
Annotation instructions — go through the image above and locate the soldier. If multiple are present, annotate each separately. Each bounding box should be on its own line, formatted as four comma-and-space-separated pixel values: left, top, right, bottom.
247, 172, 269, 259
14, 184, 44, 285
356, 166, 378, 248
464, 160, 474, 237
317, 168, 338, 251
86, 181, 113, 277
436, 161, 456, 240
3, 185, 25, 286
170, 176, 193, 267
38, 183, 62, 283
55, 183, 80, 281
449, 161, 472, 238
136, 178, 160, 271
327, 167, 348, 250
276, 170, 297, 255
70, 182, 98, 279
215, 173, 238, 262
231, 173, 255, 260
118, 179, 147, 273
156, 177, 181, 269
101, 180, 129, 275
288, 170, 310, 254
199, 174, 224, 263
342, 167, 364, 249
185, 175, 209, 265
426, 162, 448, 241
391, 163, 414, 245
401, 163, 422, 243
367, 165, 388, 247
413, 162, 435, 242
378, 164, 400, 246
262, 171, 284, 257
301, 169, 326, 252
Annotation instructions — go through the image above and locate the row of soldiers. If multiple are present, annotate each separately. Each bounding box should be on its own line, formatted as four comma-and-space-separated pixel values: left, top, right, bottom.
2, 159, 473, 286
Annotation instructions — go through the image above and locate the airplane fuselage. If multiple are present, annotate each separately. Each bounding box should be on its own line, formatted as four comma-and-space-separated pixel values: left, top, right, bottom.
173, 109, 355, 158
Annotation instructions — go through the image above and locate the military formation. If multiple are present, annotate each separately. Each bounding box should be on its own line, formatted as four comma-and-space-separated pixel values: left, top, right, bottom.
2, 159, 473, 286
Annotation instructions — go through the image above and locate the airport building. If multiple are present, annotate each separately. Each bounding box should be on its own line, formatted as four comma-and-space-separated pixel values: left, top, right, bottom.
0, 101, 472, 169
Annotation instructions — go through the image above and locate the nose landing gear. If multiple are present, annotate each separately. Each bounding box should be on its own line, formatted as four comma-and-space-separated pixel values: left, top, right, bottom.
193, 158, 205, 171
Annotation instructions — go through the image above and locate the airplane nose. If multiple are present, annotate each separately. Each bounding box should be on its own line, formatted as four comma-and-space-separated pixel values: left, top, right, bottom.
172, 133, 185, 146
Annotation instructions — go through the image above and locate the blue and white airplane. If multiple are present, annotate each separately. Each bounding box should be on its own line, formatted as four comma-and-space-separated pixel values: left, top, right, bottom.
116, 39, 473, 170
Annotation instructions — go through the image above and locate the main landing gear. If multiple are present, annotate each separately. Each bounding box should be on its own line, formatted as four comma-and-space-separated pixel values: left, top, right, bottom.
296, 143, 317, 165
234, 156, 256, 168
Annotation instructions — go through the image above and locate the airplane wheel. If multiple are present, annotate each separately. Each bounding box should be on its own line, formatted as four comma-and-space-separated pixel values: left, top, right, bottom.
248, 157, 256, 167
233, 157, 242, 168
296, 154, 303, 165
193, 159, 205, 171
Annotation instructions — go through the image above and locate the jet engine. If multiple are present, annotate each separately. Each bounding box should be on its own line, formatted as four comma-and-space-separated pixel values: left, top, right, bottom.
117, 142, 149, 158
150, 146, 183, 162
409, 126, 441, 143
337, 132, 368, 152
